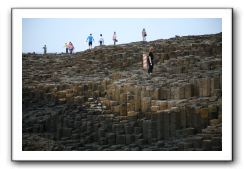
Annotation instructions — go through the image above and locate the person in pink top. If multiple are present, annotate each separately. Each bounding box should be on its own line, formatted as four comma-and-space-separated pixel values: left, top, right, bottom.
112, 32, 118, 45
68, 42, 74, 54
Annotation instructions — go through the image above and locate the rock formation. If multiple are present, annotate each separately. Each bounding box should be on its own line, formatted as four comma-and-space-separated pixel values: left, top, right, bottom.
22, 33, 222, 151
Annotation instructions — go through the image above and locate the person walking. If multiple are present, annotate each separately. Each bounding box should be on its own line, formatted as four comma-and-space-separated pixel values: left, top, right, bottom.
43, 44, 47, 54
68, 42, 74, 54
147, 47, 154, 78
99, 34, 104, 46
112, 32, 118, 45
64, 43, 69, 54
86, 33, 95, 49
142, 28, 147, 42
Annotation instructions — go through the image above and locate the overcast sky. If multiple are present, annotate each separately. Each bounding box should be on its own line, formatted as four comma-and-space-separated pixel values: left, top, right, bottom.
22, 18, 222, 53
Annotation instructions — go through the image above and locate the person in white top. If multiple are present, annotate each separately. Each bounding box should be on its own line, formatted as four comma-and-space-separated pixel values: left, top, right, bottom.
99, 34, 104, 46
142, 28, 147, 42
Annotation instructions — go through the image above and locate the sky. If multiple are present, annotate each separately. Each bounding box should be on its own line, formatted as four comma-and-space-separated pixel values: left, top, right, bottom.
22, 18, 222, 53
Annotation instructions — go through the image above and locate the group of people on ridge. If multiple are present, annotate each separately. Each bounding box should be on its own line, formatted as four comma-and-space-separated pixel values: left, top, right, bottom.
85, 28, 146, 48
86, 32, 118, 49
43, 28, 147, 54
42, 28, 153, 78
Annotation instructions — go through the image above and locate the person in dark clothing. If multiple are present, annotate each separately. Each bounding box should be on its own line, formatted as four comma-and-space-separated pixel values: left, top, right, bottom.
43, 45, 47, 54
147, 47, 154, 78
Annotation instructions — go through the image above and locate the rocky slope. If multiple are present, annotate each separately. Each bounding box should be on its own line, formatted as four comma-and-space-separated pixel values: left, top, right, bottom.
22, 33, 222, 151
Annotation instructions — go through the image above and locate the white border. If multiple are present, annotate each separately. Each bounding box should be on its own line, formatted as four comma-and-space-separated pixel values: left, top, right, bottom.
12, 8, 232, 161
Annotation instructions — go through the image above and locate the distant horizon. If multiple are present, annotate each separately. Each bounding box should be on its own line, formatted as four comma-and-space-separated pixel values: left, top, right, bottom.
22, 32, 222, 55
22, 18, 222, 54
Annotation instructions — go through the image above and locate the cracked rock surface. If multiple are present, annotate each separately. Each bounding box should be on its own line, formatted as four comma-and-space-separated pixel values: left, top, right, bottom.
22, 33, 222, 151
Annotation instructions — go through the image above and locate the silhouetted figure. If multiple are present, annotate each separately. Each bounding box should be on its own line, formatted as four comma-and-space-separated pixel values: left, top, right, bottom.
112, 32, 118, 45
99, 34, 104, 46
43, 45, 47, 54
86, 34, 95, 49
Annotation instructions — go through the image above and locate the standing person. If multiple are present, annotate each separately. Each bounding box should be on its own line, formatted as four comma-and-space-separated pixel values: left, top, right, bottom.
86, 33, 95, 49
147, 47, 154, 78
43, 44, 47, 54
68, 42, 74, 54
112, 32, 118, 45
64, 43, 69, 54
142, 28, 147, 42
99, 34, 104, 46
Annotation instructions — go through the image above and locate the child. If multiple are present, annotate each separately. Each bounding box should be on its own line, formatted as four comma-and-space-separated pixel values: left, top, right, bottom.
64, 43, 69, 54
